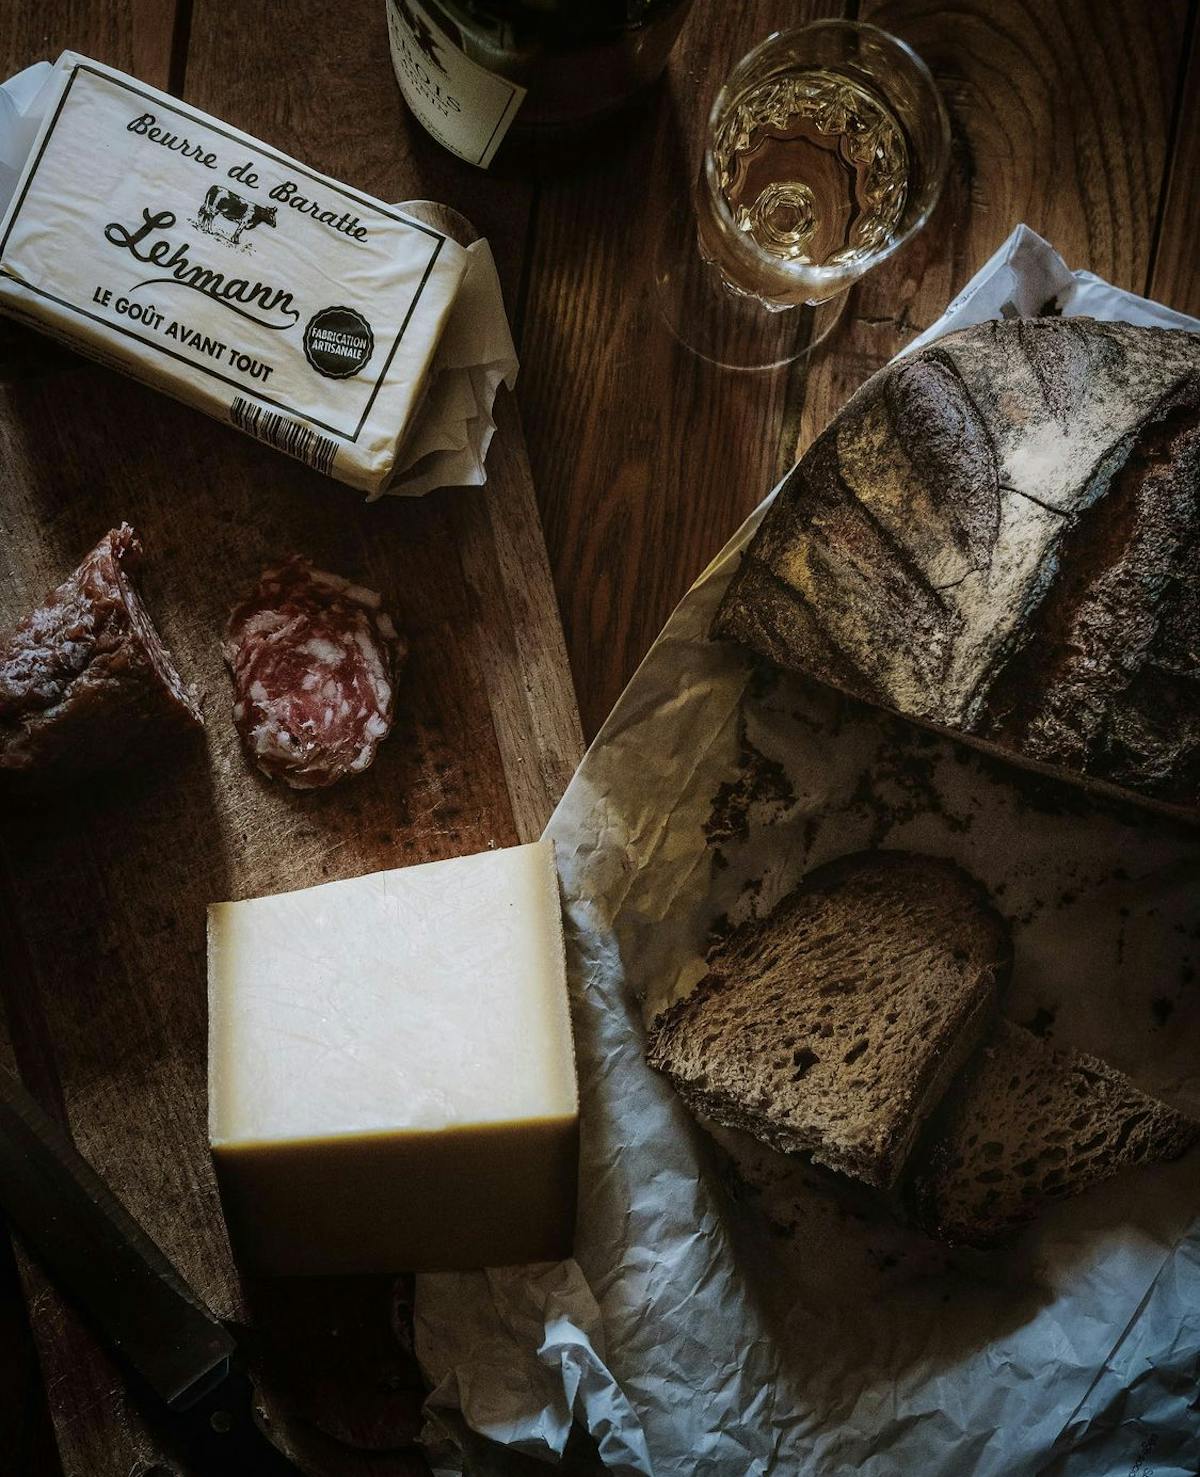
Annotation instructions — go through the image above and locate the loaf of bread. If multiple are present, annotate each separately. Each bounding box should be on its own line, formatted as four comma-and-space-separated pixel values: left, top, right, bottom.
713, 320, 1200, 820
910, 1020, 1199, 1246
646, 851, 1010, 1191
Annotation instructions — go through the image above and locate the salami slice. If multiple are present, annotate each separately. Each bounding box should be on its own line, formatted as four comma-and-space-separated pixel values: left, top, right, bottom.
223, 557, 403, 789
0, 524, 203, 787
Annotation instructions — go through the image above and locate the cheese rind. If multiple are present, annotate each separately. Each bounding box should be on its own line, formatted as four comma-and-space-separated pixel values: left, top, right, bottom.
207, 840, 578, 1274
214, 1118, 578, 1275
0, 54, 467, 494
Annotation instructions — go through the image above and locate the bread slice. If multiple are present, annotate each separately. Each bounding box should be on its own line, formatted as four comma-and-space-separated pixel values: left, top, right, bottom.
910, 1020, 1200, 1247
645, 851, 1010, 1190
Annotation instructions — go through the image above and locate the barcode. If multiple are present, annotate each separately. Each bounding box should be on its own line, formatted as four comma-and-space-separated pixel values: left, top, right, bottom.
229, 397, 339, 475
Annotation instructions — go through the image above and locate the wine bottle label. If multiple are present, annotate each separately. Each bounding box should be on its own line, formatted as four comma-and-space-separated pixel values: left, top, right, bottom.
387, 0, 527, 168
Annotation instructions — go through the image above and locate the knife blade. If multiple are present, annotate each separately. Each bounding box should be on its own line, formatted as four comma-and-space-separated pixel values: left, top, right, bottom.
0, 1065, 303, 1475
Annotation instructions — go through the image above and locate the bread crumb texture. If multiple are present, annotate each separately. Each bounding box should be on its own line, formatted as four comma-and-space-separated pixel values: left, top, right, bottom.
646, 850, 1010, 1190
911, 1019, 1200, 1246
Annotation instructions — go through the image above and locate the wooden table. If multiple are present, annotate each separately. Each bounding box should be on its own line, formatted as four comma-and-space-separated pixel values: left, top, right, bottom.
2, 0, 1197, 1472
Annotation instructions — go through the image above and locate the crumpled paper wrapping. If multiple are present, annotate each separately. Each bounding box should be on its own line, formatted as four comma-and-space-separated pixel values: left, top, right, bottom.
387, 220, 517, 497
0, 59, 49, 209
0, 62, 517, 499
416, 225, 1200, 1475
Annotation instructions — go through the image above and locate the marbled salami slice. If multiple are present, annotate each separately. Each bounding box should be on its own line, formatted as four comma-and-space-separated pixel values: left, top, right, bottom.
0, 524, 202, 787
223, 557, 403, 789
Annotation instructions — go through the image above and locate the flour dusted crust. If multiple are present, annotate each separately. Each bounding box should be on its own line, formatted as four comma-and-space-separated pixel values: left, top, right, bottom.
713, 319, 1200, 818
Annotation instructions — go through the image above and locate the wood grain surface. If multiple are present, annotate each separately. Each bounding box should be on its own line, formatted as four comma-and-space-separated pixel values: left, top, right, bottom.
0, 6, 581, 1476
0, 15, 180, 1477
1149, 6, 1200, 316
521, 0, 845, 739
2, 0, 1198, 1473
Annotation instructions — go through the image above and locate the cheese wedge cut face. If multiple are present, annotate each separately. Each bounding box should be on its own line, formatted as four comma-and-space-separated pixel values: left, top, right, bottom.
208, 839, 578, 1274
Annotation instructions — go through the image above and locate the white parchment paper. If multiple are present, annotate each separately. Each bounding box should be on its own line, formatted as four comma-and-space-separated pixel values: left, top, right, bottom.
416, 227, 1200, 1475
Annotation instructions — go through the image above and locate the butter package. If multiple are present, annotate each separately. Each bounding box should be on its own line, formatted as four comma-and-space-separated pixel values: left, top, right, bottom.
0, 53, 470, 495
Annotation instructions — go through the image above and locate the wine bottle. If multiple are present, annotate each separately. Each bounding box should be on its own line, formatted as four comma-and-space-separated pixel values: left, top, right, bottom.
386, 0, 694, 168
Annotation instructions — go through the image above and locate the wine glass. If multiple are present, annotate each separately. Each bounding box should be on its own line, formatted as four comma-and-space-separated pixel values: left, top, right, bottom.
654, 21, 951, 372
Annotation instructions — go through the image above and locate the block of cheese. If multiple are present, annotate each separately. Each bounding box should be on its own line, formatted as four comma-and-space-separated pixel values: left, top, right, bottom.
0, 53, 467, 495
208, 840, 578, 1274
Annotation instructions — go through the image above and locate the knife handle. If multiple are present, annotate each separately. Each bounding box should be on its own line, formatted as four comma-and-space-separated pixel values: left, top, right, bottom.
0, 1066, 235, 1410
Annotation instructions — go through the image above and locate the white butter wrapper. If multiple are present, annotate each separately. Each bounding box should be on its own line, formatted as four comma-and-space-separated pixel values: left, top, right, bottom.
0, 54, 514, 497
389, 224, 518, 498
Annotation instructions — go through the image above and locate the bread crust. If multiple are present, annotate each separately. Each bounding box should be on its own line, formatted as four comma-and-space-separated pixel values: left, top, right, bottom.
713, 320, 1200, 820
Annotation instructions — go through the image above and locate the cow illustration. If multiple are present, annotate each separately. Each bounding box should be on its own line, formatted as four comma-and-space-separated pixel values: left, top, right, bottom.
196, 186, 278, 246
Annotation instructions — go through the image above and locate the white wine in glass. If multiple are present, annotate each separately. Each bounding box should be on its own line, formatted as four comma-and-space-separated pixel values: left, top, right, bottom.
656, 22, 950, 370
711, 67, 910, 286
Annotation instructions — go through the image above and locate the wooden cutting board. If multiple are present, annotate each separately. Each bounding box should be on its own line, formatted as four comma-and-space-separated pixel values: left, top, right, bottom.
0, 190, 582, 1475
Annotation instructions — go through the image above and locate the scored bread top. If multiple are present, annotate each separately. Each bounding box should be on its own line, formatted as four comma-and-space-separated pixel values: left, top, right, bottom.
909, 1020, 1200, 1247
646, 850, 1011, 1191
712, 319, 1200, 819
